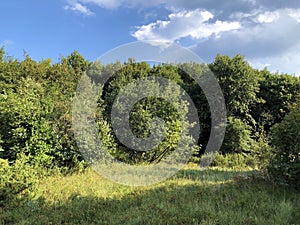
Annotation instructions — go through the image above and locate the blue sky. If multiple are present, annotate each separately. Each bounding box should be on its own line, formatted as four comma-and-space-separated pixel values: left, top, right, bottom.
1, 0, 300, 75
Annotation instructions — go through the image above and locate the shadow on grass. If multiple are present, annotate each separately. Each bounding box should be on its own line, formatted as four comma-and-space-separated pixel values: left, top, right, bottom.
2, 169, 299, 225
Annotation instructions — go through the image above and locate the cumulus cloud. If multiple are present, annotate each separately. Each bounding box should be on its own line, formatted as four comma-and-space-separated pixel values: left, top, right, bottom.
63, 0, 300, 74
189, 8, 300, 75
194, 9, 300, 55
132, 9, 241, 42
256, 11, 279, 23
64, 0, 94, 16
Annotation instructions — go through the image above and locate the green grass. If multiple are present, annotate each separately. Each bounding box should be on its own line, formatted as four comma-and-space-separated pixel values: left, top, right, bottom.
1, 164, 299, 225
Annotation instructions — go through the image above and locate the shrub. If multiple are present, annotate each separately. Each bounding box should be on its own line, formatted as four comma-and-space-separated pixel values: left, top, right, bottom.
0, 154, 39, 207
199, 152, 259, 169
268, 105, 300, 189
250, 135, 272, 170
214, 153, 257, 168
221, 116, 254, 154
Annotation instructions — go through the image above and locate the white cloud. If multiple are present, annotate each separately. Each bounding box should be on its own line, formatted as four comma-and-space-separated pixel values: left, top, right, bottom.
132, 9, 241, 42
256, 11, 279, 23
64, 0, 94, 16
189, 8, 300, 75
62, 0, 300, 74
288, 9, 300, 22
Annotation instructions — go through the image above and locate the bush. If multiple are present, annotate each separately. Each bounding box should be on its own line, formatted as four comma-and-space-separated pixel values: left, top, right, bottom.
268, 105, 300, 189
214, 153, 257, 168
221, 117, 254, 154
250, 135, 272, 170
200, 139, 272, 169
0, 154, 39, 207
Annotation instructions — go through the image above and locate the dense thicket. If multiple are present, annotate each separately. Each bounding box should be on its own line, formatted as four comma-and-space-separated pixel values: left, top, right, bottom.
0, 48, 299, 196
268, 102, 300, 189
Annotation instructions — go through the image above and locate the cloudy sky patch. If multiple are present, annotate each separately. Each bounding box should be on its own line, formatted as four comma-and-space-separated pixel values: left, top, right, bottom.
62, 0, 300, 74
132, 10, 241, 42
1, 0, 299, 74
64, 0, 95, 16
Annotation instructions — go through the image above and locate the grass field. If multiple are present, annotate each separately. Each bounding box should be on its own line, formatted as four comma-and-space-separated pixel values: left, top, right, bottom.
1, 164, 299, 225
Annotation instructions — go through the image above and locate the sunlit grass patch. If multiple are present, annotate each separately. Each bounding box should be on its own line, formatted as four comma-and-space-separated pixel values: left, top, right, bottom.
1, 165, 299, 225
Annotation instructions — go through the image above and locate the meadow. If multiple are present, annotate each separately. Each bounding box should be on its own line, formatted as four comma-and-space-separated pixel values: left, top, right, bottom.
1, 164, 299, 225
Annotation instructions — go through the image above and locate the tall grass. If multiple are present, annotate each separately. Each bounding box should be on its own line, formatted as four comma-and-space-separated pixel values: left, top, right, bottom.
1, 164, 299, 225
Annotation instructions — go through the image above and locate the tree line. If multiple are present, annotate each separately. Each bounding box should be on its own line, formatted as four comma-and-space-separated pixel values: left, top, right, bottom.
0, 48, 299, 205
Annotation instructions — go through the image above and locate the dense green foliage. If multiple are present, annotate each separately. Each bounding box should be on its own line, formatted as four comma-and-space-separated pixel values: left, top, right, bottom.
221, 116, 253, 154
268, 103, 300, 189
97, 62, 197, 163
0, 50, 91, 168
209, 54, 260, 124
253, 70, 300, 132
0, 155, 39, 207
0, 47, 300, 208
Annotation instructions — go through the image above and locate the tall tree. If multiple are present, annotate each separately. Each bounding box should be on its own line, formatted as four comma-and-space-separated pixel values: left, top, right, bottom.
209, 54, 261, 125
252, 69, 300, 133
